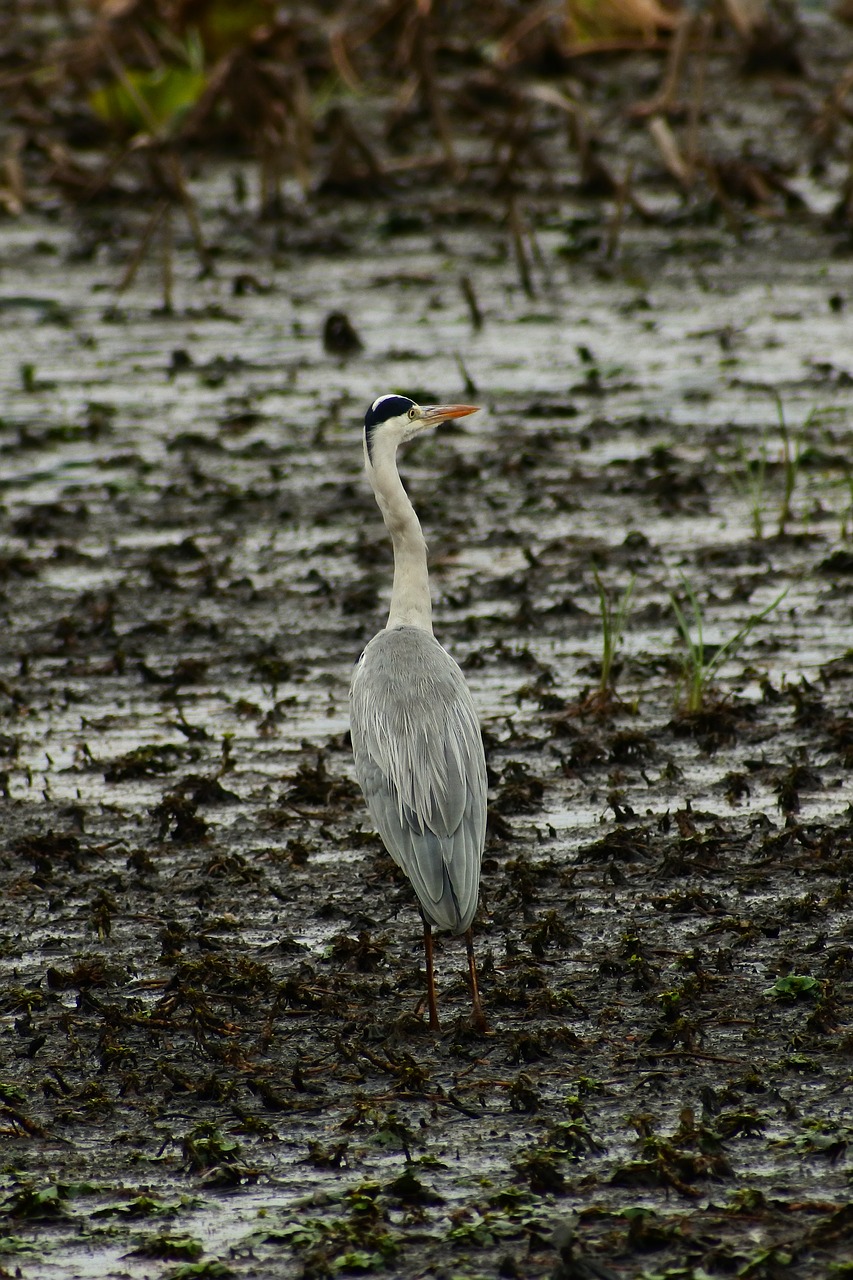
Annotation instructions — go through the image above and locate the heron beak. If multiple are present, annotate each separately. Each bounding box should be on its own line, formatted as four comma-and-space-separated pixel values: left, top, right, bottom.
419, 403, 480, 425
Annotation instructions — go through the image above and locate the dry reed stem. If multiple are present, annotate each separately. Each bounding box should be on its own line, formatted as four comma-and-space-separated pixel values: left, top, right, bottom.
721, 0, 766, 40
117, 199, 168, 293
606, 159, 634, 259
565, 0, 678, 47
495, 2, 557, 66
508, 193, 535, 299
1, 132, 26, 215
685, 15, 712, 182
648, 114, 691, 188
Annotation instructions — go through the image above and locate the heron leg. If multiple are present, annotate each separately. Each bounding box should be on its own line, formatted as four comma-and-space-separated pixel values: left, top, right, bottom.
423, 919, 441, 1033
465, 928, 488, 1033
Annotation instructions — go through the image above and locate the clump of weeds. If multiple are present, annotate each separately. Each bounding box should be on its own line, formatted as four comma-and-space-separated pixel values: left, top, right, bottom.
731, 399, 815, 539
732, 430, 769, 539
268, 1182, 400, 1274
566, 569, 636, 716
839, 468, 853, 541
776, 398, 812, 536
180, 1125, 257, 1185
445, 1189, 550, 1254
670, 576, 788, 714
611, 1109, 733, 1196
763, 974, 819, 1000
1, 1180, 70, 1220
131, 1233, 204, 1260
592, 568, 636, 706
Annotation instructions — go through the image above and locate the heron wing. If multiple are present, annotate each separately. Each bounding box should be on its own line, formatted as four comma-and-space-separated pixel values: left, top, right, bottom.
350, 627, 486, 933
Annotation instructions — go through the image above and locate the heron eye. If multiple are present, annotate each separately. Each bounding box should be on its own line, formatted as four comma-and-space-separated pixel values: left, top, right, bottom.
408, 407, 417, 420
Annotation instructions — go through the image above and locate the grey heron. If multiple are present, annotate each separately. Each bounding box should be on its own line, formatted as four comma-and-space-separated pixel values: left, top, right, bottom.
349, 393, 487, 1033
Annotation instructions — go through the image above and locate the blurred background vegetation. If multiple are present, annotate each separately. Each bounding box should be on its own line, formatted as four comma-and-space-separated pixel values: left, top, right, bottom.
0, 0, 851, 311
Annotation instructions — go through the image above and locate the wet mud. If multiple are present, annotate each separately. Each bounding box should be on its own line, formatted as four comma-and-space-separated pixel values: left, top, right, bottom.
3, 12, 853, 1280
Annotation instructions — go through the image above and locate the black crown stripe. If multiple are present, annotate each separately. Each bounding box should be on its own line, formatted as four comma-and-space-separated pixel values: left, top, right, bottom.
363, 395, 415, 431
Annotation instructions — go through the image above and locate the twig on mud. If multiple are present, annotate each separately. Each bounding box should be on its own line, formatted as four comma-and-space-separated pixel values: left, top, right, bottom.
459, 275, 483, 331
508, 193, 535, 299
0, 131, 26, 215
455, 353, 478, 396
1, 1105, 49, 1138
630, 13, 694, 118
117, 199, 169, 294
441, 1088, 488, 1119
814, 60, 853, 151
322, 105, 386, 191
328, 25, 362, 92
381, 151, 447, 175
494, 2, 558, 67
161, 202, 173, 311
721, 0, 767, 41
342, 0, 410, 58
648, 115, 691, 189
605, 161, 633, 258
699, 157, 743, 236
642, 1049, 745, 1064
161, 151, 210, 271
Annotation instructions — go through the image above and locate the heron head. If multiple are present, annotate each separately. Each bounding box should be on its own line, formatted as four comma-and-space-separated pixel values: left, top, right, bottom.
363, 394, 479, 462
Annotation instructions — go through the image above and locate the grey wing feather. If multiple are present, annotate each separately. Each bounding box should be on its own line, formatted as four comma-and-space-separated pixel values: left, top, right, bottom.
350, 627, 486, 933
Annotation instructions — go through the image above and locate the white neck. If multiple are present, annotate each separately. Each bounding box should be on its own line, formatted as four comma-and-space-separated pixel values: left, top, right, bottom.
365, 432, 433, 633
